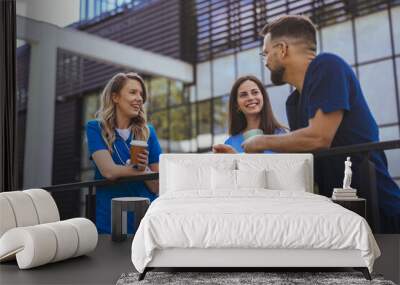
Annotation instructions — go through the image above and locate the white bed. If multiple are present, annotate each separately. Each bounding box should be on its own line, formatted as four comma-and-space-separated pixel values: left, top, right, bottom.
131, 154, 380, 280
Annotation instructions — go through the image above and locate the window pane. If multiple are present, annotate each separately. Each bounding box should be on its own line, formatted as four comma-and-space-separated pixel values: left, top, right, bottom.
149, 111, 168, 151
358, 60, 397, 125
392, 6, 400, 54
212, 54, 235, 96
197, 100, 212, 149
196, 62, 212, 100
237, 47, 262, 78
169, 81, 185, 106
149, 77, 168, 111
82, 93, 99, 125
267, 85, 290, 127
321, 20, 355, 65
94, 0, 101, 16
355, 11, 391, 63
169, 106, 190, 152
198, 100, 211, 134
170, 106, 190, 140
107, 0, 116, 11
80, 0, 87, 20
81, 92, 99, 177
316, 28, 322, 54
213, 95, 229, 135
213, 95, 229, 144
263, 63, 272, 86
396, 58, 400, 96
189, 85, 196, 103
88, 0, 95, 18
81, 130, 91, 170
380, 126, 400, 179
191, 103, 198, 152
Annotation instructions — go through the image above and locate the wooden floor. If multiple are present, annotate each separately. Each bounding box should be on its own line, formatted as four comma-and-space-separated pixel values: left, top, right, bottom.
0, 235, 399, 285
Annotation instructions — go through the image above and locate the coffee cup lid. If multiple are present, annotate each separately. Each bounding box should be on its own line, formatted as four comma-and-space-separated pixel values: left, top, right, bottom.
243, 129, 263, 140
130, 140, 148, 147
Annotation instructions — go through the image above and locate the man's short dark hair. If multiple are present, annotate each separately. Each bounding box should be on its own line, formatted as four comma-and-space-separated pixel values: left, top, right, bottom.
260, 15, 317, 51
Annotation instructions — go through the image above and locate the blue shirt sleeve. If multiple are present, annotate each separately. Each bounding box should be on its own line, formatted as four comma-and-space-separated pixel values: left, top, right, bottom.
86, 120, 108, 159
147, 124, 162, 165
224, 137, 232, 145
224, 135, 244, 153
274, 127, 288, 135
306, 55, 351, 119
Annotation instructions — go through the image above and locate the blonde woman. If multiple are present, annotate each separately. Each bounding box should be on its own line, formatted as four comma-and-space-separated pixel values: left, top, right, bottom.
86, 72, 162, 234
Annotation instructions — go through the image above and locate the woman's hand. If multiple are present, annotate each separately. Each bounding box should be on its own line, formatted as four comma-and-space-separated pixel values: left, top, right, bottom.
136, 149, 149, 171
212, 144, 237, 154
126, 149, 149, 171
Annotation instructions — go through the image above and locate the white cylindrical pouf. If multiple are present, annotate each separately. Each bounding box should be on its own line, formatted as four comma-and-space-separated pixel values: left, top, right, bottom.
65, 218, 98, 257
1, 192, 39, 227
24, 189, 60, 223
42, 221, 79, 262
0, 226, 57, 269
0, 195, 17, 237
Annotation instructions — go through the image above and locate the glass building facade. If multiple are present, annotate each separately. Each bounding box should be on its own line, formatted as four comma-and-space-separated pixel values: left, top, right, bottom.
79, 0, 157, 22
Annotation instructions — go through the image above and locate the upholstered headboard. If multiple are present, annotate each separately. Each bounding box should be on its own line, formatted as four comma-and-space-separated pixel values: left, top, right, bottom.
159, 153, 314, 195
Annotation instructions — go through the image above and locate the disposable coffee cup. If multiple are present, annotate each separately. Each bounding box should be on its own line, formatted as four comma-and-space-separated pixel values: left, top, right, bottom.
130, 140, 148, 165
243, 129, 263, 141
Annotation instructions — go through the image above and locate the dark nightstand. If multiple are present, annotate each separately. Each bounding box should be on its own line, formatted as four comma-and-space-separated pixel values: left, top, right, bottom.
111, 197, 150, 242
331, 198, 366, 219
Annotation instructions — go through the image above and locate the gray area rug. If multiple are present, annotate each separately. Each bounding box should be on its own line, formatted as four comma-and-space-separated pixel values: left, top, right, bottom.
116, 271, 396, 285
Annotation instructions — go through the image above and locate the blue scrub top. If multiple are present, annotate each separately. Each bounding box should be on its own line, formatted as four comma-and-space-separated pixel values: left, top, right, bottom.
285, 53, 400, 232
225, 128, 287, 153
86, 120, 162, 234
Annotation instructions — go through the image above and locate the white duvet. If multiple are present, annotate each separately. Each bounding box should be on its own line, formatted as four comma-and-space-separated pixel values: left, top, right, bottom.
131, 190, 380, 273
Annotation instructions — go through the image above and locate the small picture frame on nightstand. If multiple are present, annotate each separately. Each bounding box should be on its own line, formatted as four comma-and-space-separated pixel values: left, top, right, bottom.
331, 197, 366, 219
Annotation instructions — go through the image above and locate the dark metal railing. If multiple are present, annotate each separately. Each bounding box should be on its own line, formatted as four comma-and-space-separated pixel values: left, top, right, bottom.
43, 172, 159, 222
313, 139, 400, 158
41, 139, 400, 233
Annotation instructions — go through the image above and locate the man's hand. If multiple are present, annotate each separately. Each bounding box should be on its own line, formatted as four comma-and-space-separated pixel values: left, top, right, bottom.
212, 144, 237, 154
242, 109, 343, 153
241, 135, 266, 153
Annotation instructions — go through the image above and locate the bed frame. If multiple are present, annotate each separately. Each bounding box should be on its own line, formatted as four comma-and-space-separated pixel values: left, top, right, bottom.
139, 248, 371, 280
138, 154, 372, 281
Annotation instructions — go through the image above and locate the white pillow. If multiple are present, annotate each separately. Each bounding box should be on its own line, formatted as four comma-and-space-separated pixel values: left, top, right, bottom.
266, 162, 307, 191
211, 169, 267, 191
167, 163, 210, 191
211, 168, 236, 190
238, 160, 308, 191
236, 169, 267, 189
167, 160, 236, 192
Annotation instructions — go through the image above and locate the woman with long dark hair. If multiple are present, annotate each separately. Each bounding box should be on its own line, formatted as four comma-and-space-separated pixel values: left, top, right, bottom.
213, 75, 286, 153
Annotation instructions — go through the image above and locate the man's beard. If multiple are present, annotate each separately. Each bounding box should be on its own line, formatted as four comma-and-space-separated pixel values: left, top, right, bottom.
270, 66, 286, 85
